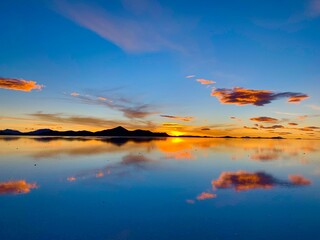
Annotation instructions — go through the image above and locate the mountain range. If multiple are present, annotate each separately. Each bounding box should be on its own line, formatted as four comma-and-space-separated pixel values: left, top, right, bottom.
0, 126, 169, 137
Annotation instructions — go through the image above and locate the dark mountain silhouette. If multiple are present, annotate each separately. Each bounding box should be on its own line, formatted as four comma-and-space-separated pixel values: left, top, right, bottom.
0, 129, 22, 135
0, 126, 169, 137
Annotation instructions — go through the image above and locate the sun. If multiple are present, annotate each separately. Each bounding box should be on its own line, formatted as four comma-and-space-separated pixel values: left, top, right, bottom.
170, 131, 185, 136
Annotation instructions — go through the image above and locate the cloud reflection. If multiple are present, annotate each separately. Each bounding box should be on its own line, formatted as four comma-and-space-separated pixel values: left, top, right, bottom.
212, 171, 311, 192
0, 180, 38, 194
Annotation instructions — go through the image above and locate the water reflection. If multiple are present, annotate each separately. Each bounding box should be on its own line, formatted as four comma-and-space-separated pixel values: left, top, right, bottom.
0, 180, 38, 195
212, 171, 311, 191
1, 136, 319, 162
0, 136, 319, 240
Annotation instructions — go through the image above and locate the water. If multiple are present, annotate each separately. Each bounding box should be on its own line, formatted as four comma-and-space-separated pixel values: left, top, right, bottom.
0, 136, 319, 240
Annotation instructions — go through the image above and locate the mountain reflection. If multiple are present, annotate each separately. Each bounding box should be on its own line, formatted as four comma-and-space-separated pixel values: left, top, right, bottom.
0, 180, 38, 195
0, 137, 319, 164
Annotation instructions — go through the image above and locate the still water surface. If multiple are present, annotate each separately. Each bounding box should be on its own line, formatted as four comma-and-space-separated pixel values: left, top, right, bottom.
0, 137, 319, 240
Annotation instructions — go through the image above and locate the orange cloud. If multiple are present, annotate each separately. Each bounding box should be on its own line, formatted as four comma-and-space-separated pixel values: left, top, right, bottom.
250, 117, 279, 123
166, 151, 195, 160
96, 171, 104, 178
288, 95, 309, 103
196, 78, 215, 85
288, 122, 298, 126
288, 175, 311, 185
212, 171, 312, 192
243, 126, 258, 130
160, 115, 194, 122
67, 177, 76, 181
211, 87, 308, 106
0, 180, 38, 194
212, 171, 274, 191
298, 126, 320, 131
0, 77, 43, 92
196, 192, 216, 200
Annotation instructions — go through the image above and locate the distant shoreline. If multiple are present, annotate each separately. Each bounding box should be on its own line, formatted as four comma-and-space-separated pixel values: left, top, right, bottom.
1, 126, 318, 140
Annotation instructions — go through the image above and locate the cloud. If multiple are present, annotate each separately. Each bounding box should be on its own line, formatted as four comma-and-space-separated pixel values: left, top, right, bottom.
0, 77, 43, 92
121, 154, 151, 165
212, 171, 274, 191
212, 171, 311, 192
307, 0, 320, 17
186, 75, 195, 78
70, 93, 158, 119
260, 125, 284, 129
288, 175, 312, 185
29, 112, 153, 129
70, 92, 80, 96
243, 126, 258, 130
211, 87, 309, 106
55, 0, 182, 53
308, 104, 320, 110
251, 153, 279, 161
230, 116, 242, 122
186, 199, 195, 204
160, 115, 194, 122
165, 151, 195, 160
0, 180, 38, 194
67, 177, 76, 181
297, 126, 320, 131
196, 78, 215, 85
250, 117, 279, 123
288, 122, 298, 126
287, 94, 309, 103
196, 192, 216, 200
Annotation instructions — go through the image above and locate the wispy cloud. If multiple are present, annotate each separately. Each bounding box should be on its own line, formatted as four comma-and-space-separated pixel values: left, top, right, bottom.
250, 117, 279, 123
196, 78, 215, 85
0, 77, 43, 92
69, 92, 158, 119
196, 192, 216, 200
55, 0, 183, 53
160, 115, 194, 122
260, 125, 284, 129
307, 0, 320, 17
29, 112, 154, 130
308, 104, 320, 110
230, 116, 242, 122
211, 87, 308, 106
185, 75, 195, 79
70, 92, 80, 96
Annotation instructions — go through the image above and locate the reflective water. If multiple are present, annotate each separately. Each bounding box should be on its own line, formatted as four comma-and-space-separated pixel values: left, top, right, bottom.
0, 137, 319, 240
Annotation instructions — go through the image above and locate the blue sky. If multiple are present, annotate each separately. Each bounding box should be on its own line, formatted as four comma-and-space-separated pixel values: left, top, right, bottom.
0, 0, 319, 138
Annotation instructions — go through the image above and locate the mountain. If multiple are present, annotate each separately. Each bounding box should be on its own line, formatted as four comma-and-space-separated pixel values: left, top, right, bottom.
0, 129, 22, 135
0, 126, 169, 137
95, 126, 129, 136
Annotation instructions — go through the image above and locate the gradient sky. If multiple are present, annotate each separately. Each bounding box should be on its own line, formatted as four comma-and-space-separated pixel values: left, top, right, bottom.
0, 0, 319, 138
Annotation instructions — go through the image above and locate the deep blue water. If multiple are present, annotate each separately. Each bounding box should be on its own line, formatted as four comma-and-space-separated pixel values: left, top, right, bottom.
0, 137, 319, 240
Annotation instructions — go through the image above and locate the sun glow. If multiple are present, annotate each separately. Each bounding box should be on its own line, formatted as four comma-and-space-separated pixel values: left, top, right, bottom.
170, 131, 185, 136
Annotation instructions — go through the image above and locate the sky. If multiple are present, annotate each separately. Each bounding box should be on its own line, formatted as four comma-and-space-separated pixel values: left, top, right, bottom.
0, 0, 319, 138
